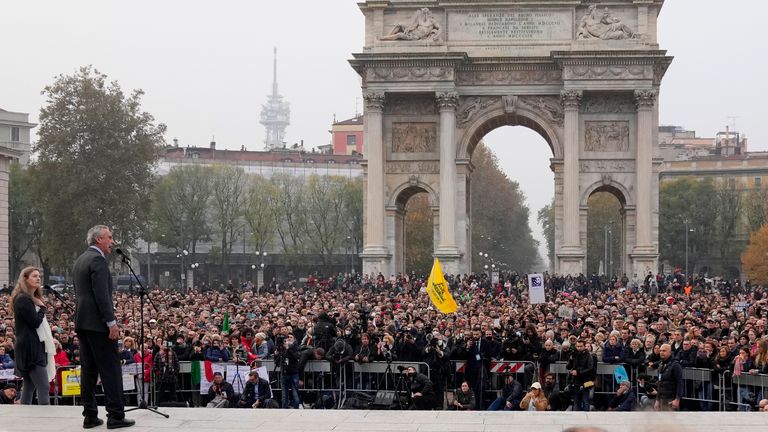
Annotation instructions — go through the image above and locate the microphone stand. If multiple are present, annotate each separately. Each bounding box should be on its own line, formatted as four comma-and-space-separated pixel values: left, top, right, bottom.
46, 286, 75, 314
120, 252, 169, 418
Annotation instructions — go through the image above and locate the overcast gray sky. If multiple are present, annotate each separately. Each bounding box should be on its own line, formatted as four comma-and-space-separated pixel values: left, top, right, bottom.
2, 1, 766, 266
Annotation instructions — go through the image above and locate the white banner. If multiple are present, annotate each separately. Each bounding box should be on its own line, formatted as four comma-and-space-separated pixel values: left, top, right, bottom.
0, 369, 17, 380
528, 273, 546, 304
226, 364, 250, 394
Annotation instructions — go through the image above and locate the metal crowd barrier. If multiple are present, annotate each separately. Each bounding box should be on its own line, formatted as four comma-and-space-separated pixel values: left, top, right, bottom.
53, 364, 143, 406
350, 361, 430, 405
449, 360, 536, 409
724, 371, 768, 411
680, 367, 723, 411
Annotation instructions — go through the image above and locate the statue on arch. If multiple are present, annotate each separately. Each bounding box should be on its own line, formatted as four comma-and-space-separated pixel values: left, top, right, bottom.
577, 5, 638, 40
379, 8, 442, 42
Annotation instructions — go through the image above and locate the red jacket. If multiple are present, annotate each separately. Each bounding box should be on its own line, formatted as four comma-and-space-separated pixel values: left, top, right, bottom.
134, 351, 153, 382
54, 349, 70, 367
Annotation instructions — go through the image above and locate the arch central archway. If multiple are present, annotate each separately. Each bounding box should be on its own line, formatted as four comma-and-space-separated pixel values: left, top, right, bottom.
351, 0, 672, 276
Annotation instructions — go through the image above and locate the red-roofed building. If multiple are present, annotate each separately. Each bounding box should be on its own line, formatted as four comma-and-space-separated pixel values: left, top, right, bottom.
330, 115, 364, 155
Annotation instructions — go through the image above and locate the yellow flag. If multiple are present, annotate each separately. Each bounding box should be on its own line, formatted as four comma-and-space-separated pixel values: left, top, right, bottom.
425, 258, 458, 314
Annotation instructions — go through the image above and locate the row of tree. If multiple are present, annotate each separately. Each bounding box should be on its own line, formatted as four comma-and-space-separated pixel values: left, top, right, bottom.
10, 67, 543, 280
150, 165, 362, 270
537, 176, 759, 278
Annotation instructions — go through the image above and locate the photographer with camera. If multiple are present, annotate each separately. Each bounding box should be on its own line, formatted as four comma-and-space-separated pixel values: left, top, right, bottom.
424, 331, 450, 408
313, 312, 338, 352
405, 366, 437, 410
275, 334, 302, 408
377, 334, 398, 363
566, 339, 595, 411
636, 374, 657, 410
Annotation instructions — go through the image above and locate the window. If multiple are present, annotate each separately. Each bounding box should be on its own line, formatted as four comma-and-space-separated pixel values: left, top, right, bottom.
727, 178, 736, 189
755, 177, 762, 187
346, 135, 357, 146
10, 127, 20, 142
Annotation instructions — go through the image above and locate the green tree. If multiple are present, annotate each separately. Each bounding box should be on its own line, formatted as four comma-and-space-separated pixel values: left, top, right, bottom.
33, 66, 164, 269
405, 194, 434, 275
470, 143, 540, 272
340, 178, 364, 256
303, 175, 349, 265
537, 199, 555, 270
586, 192, 622, 276
268, 174, 308, 264
242, 175, 277, 254
659, 177, 717, 271
210, 165, 247, 275
713, 183, 744, 266
9, 163, 45, 278
150, 165, 213, 253
745, 187, 768, 233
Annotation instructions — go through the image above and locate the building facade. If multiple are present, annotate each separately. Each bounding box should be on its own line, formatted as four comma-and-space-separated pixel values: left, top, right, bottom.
0, 108, 36, 284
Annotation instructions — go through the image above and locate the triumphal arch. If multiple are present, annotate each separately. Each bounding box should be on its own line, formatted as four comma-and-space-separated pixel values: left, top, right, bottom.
351, 0, 672, 277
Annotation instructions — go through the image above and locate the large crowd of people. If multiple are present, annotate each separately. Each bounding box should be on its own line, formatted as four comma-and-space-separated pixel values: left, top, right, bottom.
2, 270, 768, 412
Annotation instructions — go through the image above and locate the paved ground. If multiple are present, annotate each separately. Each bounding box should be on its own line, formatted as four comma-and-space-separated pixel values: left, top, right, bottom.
0, 406, 766, 432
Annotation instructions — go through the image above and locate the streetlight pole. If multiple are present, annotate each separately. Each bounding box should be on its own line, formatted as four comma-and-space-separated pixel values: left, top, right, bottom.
604, 226, 609, 276
684, 222, 695, 280
608, 227, 613, 279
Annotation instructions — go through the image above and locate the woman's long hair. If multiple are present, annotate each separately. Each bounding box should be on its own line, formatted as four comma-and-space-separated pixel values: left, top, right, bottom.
9, 266, 42, 313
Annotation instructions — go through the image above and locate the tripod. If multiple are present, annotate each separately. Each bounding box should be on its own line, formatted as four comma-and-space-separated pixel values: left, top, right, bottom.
121, 254, 169, 418
375, 362, 406, 409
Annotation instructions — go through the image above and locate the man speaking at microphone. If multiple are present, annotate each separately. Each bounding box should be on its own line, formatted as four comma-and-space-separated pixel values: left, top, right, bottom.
73, 225, 134, 429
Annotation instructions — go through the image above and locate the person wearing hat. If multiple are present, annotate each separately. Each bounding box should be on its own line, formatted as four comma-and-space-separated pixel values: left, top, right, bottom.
0, 383, 19, 404
520, 382, 548, 411
238, 371, 276, 408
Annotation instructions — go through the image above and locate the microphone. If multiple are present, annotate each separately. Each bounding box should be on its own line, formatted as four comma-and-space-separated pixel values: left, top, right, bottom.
115, 247, 131, 262
45, 284, 66, 301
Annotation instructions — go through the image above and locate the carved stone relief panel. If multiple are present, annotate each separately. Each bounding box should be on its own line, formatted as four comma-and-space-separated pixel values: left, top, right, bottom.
386, 161, 440, 174
456, 68, 562, 86
367, 67, 454, 83
392, 122, 437, 153
379, 8, 443, 42
576, 5, 641, 40
385, 94, 437, 115
579, 160, 636, 172
580, 93, 635, 114
584, 121, 630, 152
456, 97, 498, 127
563, 65, 652, 80
517, 96, 563, 126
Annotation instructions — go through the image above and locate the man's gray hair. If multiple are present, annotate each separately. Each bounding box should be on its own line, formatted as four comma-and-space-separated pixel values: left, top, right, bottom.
86, 225, 110, 246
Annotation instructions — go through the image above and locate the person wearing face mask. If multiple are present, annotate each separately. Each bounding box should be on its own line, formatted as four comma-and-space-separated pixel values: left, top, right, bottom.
405, 366, 437, 410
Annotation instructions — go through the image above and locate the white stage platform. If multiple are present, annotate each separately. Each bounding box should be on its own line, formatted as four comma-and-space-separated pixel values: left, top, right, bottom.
0, 406, 766, 432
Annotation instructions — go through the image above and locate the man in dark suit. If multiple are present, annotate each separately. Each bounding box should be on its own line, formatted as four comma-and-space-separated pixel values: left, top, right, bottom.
73, 225, 134, 429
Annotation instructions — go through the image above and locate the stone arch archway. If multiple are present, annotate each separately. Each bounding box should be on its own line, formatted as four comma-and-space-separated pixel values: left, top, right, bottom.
458, 101, 562, 160
387, 181, 439, 273
352, 0, 672, 276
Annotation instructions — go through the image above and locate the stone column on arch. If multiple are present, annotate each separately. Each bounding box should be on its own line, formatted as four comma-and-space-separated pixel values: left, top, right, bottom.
631, 89, 659, 275
360, 90, 390, 274
434, 90, 461, 273
557, 89, 585, 275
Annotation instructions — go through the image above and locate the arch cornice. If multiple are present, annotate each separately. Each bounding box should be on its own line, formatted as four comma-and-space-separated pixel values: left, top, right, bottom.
580, 177, 634, 208
387, 177, 439, 209
457, 100, 564, 160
